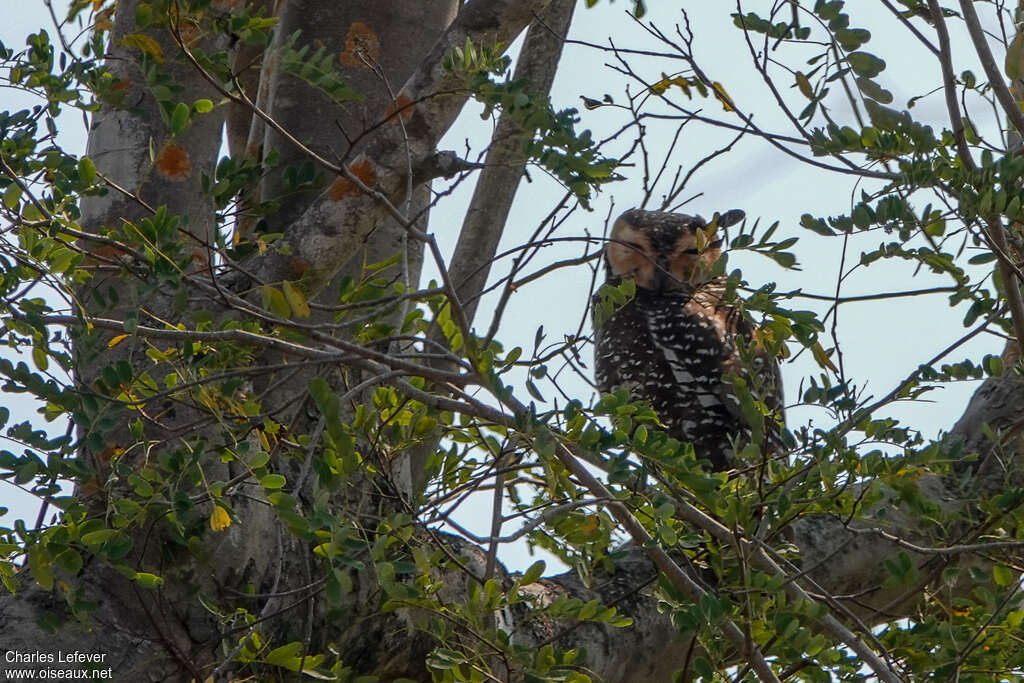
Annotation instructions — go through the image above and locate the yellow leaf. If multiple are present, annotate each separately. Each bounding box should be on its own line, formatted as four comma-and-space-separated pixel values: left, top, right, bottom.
107, 333, 129, 348
649, 75, 696, 99
581, 514, 601, 538
261, 285, 290, 318
711, 81, 735, 112
795, 72, 814, 99
811, 341, 839, 373
695, 227, 708, 252
649, 77, 671, 95
674, 78, 693, 98
121, 33, 164, 63
282, 280, 311, 318
210, 505, 231, 532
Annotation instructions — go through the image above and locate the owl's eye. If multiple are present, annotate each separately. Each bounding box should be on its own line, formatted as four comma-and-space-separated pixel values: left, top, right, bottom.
682, 239, 723, 255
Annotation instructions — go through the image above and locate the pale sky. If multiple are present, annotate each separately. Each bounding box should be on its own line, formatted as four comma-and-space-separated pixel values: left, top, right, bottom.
0, 2, 1007, 572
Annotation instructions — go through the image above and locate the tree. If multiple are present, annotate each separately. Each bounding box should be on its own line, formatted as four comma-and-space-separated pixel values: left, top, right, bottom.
2, 0, 1024, 680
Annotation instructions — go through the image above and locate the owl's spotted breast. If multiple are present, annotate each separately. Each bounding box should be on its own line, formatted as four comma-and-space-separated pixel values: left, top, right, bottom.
595, 285, 745, 470
594, 207, 780, 471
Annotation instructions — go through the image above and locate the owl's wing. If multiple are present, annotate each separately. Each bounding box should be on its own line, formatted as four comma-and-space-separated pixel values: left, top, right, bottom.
593, 292, 657, 398
638, 291, 740, 469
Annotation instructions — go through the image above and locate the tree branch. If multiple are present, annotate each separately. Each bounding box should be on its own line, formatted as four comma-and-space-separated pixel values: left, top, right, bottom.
447, 0, 575, 326
242, 0, 555, 297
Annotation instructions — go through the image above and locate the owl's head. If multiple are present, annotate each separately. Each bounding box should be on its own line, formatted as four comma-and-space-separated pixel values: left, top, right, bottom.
604, 208, 744, 291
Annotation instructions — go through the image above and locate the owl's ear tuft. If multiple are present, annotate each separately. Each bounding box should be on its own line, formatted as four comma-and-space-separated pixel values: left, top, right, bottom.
716, 209, 745, 228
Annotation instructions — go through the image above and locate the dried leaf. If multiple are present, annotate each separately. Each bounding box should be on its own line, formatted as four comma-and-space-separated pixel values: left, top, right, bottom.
282, 280, 311, 318
210, 505, 231, 532
711, 81, 735, 111
795, 72, 814, 99
121, 33, 164, 63
811, 341, 839, 373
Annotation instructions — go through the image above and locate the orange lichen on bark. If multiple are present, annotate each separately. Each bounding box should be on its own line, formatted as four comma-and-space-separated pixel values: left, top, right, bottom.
156, 142, 193, 179
174, 18, 202, 46
385, 93, 415, 125
190, 247, 211, 273
79, 477, 103, 499
338, 22, 379, 68
289, 259, 310, 280
327, 159, 376, 201
94, 7, 114, 32
82, 243, 126, 266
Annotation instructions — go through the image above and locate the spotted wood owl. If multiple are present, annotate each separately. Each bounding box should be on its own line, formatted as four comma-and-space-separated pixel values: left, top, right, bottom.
593, 208, 781, 471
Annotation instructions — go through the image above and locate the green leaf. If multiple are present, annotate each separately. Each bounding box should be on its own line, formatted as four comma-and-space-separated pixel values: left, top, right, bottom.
983, 354, 1004, 377
520, 560, 545, 586
193, 98, 214, 113
993, 564, 1014, 587
526, 379, 545, 402
135, 3, 153, 27
260, 473, 286, 489
264, 641, 304, 671
800, 213, 834, 236
1007, 34, 1024, 81
1007, 194, 1021, 219
923, 219, 945, 237
81, 529, 118, 546
634, 424, 648, 445
261, 285, 291, 318
852, 204, 872, 229
77, 157, 97, 185
27, 547, 53, 591
848, 51, 885, 78
856, 77, 893, 104
133, 572, 164, 588
836, 27, 871, 50
3, 183, 22, 210
170, 102, 190, 135
54, 548, 83, 574
32, 347, 48, 372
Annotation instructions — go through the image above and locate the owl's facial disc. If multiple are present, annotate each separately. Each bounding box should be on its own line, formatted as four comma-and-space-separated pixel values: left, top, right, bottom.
606, 211, 723, 291
606, 222, 659, 289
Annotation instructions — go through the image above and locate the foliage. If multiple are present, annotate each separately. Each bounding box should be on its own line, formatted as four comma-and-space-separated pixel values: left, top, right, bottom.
1, 0, 1024, 681
443, 38, 619, 207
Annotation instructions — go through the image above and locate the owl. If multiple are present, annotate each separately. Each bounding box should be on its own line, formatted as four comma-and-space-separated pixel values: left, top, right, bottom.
593, 208, 781, 471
